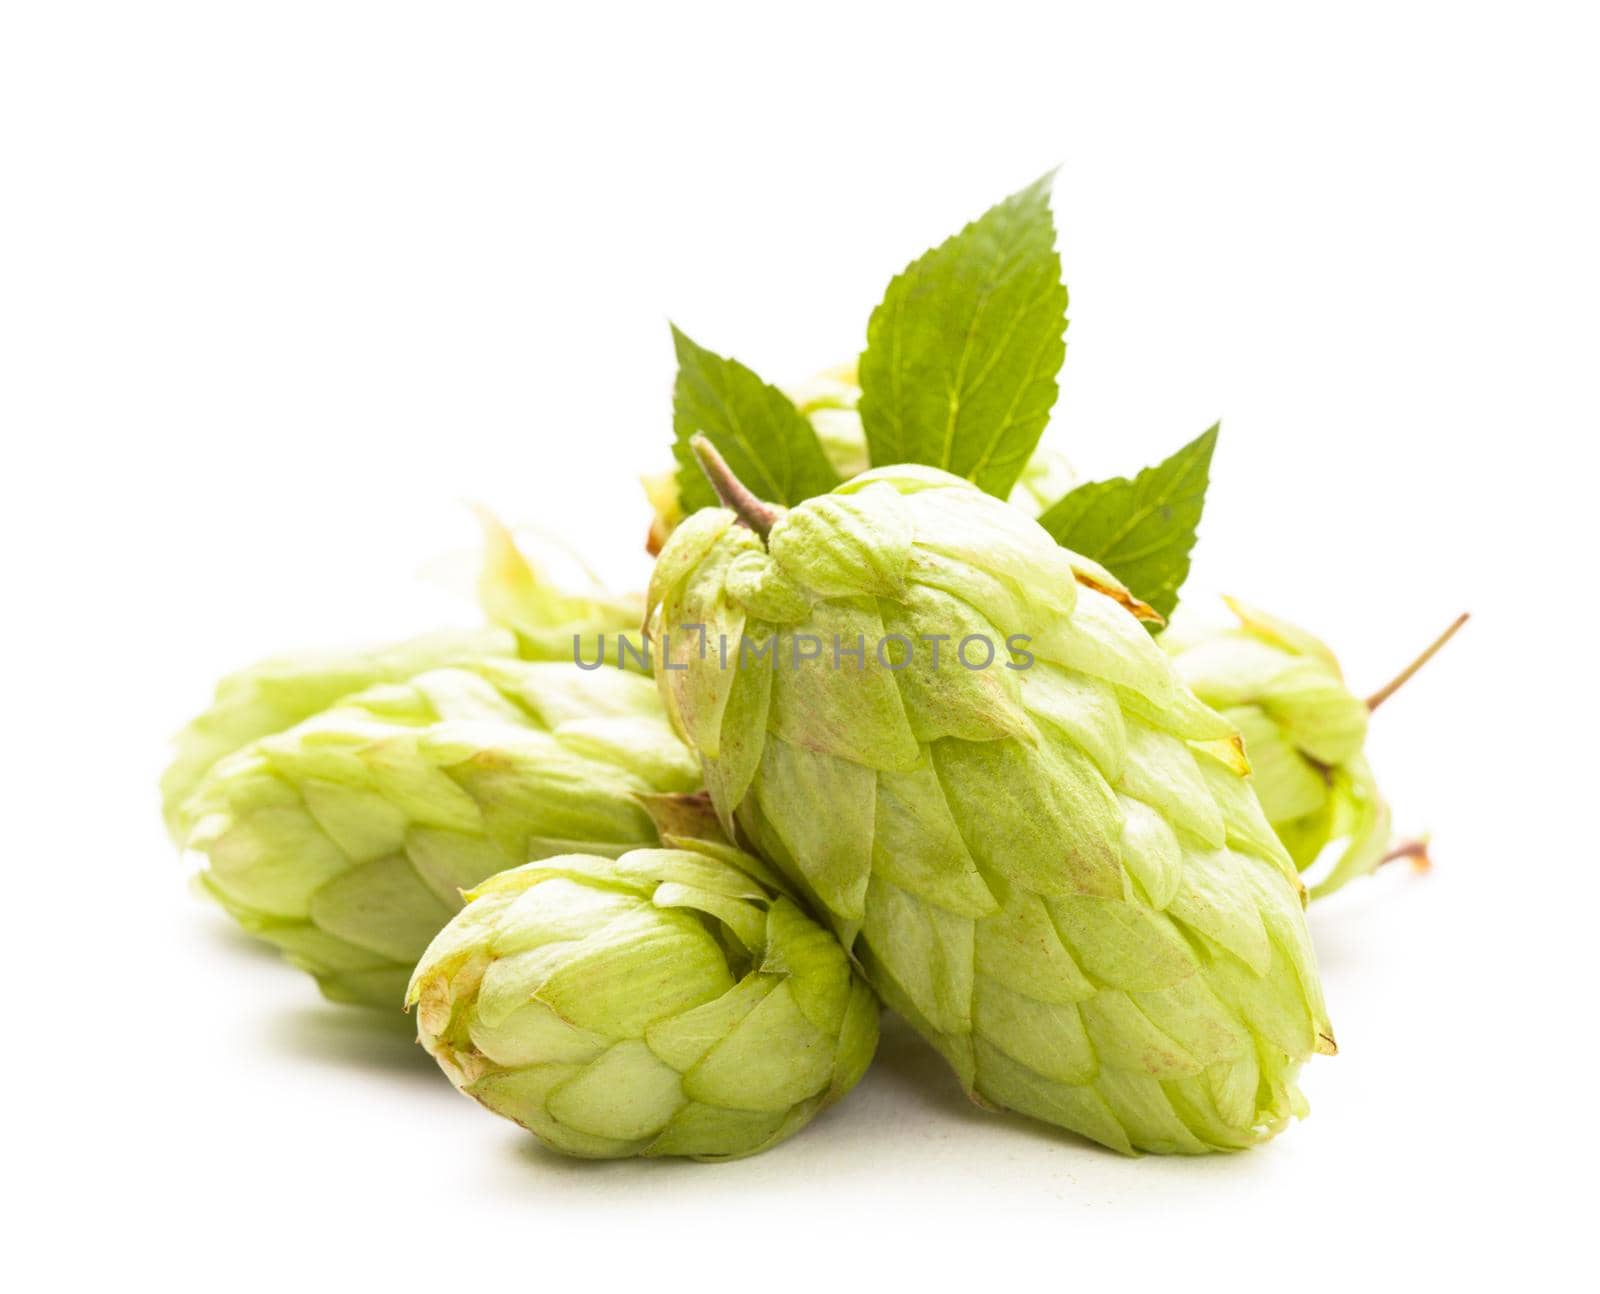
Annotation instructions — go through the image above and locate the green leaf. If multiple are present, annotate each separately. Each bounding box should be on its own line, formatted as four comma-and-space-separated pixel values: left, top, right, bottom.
671, 326, 841, 513
1035, 425, 1219, 624
857, 174, 1067, 498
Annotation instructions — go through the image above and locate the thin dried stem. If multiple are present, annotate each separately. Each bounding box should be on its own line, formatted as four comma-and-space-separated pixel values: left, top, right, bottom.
690, 435, 779, 544
1365, 613, 1470, 712
1377, 838, 1433, 873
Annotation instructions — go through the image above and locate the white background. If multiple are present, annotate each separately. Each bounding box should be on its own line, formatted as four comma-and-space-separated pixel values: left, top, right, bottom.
4, 2, 1596, 1287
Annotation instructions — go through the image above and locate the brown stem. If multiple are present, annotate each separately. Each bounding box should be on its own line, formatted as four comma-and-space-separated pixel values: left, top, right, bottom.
689, 435, 780, 544
1377, 838, 1433, 873
1365, 612, 1470, 712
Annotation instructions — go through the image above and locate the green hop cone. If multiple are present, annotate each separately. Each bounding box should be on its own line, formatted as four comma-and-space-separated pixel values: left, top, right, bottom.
648, 443, 1334, 1154
1163, 598, 1468, 898
181, 659, 701, 1007
643, 363, 1075, 551
163, 515, 642, 842
161, 627, 518, 842
407, 842, 880, 1161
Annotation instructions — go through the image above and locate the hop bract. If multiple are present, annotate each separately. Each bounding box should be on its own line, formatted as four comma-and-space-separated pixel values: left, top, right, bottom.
407, 845, 880, 1160
178, 660, 701, 1007
649, 455, 1333, 1154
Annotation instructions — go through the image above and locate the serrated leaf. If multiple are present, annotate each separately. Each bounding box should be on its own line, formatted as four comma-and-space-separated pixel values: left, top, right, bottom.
1035, 425, 1218, 623
857, 174, 1067, 499
671, 327, 841, 513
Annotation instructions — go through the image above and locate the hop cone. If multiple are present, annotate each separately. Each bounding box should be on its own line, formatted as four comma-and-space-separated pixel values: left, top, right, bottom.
1158, 598, 1382, 895
407, 843, 880, 1160
181, 659, 700, 1007
649, 454, 1333, 1154
161, 627, 518, 842
162, 522, 644, 842
1163, 599, 1463, 898
644, 363, 1075, 550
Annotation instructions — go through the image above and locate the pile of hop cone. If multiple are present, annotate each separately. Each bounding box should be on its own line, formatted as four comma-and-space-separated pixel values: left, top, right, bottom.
165, 177, 1464, 1160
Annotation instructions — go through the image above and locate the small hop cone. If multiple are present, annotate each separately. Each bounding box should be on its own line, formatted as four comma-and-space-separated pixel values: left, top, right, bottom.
180, 659, 701, 1007
1162, 599, 1465, 898
407, 845, 880, 1161
649, 456, 1333, 1154
473, 508, 647, 666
